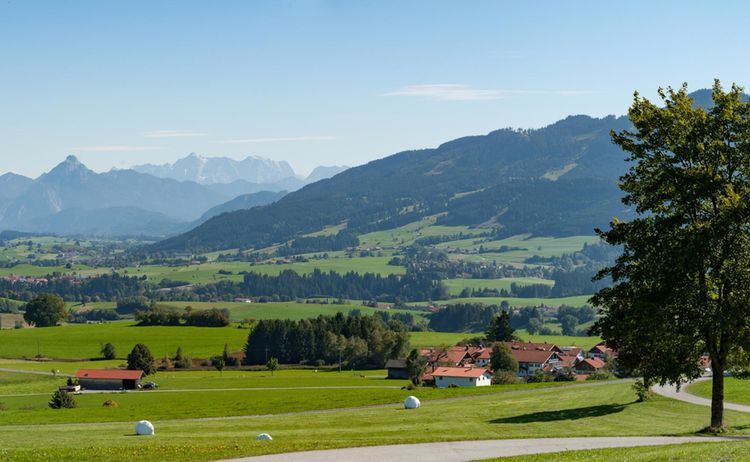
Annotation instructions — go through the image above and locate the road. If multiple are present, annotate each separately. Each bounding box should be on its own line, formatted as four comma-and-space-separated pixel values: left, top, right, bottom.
219, 436, 735, 462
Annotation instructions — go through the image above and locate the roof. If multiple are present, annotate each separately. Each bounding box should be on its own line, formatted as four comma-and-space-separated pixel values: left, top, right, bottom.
76, 369, 144, 380
504, 341, 561, 353
509, 348, 558, 364
576, 358, 606, 370
385, 359, 407, 369
589, 342, 614, 355
430, 367, 490, 378
420, 347, 472, 365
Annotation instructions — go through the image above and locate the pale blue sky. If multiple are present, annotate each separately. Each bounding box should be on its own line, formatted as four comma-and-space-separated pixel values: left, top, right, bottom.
1, 1, 748, 178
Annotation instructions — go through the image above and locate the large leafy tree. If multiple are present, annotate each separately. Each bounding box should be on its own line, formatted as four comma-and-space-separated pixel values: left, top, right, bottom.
23, 293, 67, 327
592, 81, 750, 431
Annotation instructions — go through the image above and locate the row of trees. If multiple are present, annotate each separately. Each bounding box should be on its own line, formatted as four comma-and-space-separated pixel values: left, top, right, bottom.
244, 312, 410, 367
134, 306, 230, 327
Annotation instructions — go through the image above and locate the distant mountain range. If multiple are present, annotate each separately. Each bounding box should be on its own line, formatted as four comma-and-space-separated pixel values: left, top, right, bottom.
0, 155, 346, 237
132, 153, 348, 185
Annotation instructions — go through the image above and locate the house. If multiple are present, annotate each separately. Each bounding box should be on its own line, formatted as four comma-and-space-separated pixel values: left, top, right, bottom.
574, 358, 606, 375
420, 346, 474, 368
76, 369, 144, 390
431, 367, 492, 388
556, 347, 585, 369
385, 359, 409, 380
503, 342, 562, 377
589, 342, 615, 360
474, 348, 492, 368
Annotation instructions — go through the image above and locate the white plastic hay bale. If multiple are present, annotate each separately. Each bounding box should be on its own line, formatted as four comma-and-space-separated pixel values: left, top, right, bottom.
404, 396, 421, 409
135, 420, 155, 436
256, 433, 273, 441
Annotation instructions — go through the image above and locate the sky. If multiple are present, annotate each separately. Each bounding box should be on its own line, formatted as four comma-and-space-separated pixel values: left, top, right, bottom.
1, 0, 749, 178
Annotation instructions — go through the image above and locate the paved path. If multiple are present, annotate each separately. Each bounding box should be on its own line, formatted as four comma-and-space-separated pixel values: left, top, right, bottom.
0, 367, 72, 377
219, 436, 736, 462
653, 377, 750, 413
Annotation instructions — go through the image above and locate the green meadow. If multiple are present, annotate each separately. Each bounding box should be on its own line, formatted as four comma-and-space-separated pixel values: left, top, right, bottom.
443, 277, 555, 296
0, 381, 748, 462
688, 378, 750, 405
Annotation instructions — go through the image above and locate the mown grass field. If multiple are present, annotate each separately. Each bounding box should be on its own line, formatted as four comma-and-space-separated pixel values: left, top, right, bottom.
0, 381, 748, 462
357, 215, 487, 249
442, 277, 554, 296
67, 300, 427, 322
409, 330, 601, 349
433, 294, 592, 308
0, 321, 250, 359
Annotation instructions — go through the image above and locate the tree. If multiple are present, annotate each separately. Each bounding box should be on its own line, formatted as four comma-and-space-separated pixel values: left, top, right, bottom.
592, 82, 750, 431
23, 293, 66, 327
485, 311, 515, 342
127, 343, 156, 375
560, 314, 578, 336
490, 343, 518, 374
405, 348, 427, 386
266, 357, 279, 376
49, 389, 77, 409
527, 318, 542, 335
101, 342, 116, 360
211, 356, 225, 375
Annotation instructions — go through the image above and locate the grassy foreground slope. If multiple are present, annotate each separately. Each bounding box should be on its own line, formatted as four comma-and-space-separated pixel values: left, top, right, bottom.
1, 381, 749, 462
489, 441, 750, 462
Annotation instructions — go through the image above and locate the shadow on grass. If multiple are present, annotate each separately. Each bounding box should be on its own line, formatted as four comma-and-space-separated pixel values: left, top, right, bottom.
490, 403, 628, 424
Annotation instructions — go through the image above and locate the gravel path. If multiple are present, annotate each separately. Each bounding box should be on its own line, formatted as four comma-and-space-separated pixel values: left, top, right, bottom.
653, 377, 750, 413
219, 436, 735, 462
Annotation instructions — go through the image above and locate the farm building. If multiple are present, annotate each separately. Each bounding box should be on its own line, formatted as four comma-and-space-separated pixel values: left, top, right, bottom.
0, 313, 27, 329
385, 359, 409, 379
573, 358, 606, 375
431, 367, 492, 388
76, 369, 144, 390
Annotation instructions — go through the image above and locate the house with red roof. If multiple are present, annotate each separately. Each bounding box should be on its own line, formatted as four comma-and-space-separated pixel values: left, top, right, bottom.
76, 369, 144, 390
589, 342, 615, 360
431, 366, 492, 388
573, 358, 606, 375
503, 341, 562, 377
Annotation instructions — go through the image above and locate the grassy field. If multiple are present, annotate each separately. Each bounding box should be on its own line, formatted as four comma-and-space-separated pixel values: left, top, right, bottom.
442, 277, 554, 296
67, 300, 427, 322
0, 321, 250, 359
687, 378, 750, 405
410, 330, 601, 349
432, 294, 592, 308
1, 381, 748, 461
489, 441, 750, 461
358, 215, 486, 249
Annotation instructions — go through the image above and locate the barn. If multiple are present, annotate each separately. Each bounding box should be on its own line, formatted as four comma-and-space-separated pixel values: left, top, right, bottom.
76, 369, 145, 390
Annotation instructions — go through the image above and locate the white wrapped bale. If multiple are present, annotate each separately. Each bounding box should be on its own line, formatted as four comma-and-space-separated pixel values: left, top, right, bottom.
256, 433, 273, 441
404, 396, 421, 409
135, 420, 155, 436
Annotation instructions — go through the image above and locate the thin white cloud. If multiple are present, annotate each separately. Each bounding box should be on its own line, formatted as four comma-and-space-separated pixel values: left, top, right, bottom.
70, 145, 166, 152
384, 84, 598, 101
143, 130, 206, 138
219, 136, 335, 144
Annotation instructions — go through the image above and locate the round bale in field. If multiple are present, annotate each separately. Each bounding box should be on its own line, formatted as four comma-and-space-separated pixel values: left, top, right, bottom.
135, 420, 155, 436
256, 433, 273, 441
404, 396, 421, 409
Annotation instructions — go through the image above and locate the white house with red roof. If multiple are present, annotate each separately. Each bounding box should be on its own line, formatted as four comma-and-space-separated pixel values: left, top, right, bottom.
431, 366, 492, 388
503, 341, 562, 377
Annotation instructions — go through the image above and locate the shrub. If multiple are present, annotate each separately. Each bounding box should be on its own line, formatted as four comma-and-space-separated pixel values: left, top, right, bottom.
101, 342, 116, 360
526, 370, 554, 383
49, 390, 77, 409
102, 399, 119, 408
586, 369, 615, 381
493, 370, 521, 385
633, 379, 653, 402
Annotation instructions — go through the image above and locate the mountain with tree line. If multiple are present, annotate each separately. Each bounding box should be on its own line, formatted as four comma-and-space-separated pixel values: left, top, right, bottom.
153, 112, 639, 253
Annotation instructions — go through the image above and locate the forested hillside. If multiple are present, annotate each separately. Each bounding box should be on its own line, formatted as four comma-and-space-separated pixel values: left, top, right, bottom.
154, 114, 633, 253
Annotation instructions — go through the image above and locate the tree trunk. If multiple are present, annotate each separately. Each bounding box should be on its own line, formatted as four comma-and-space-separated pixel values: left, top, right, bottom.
710, 365, 724, 431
